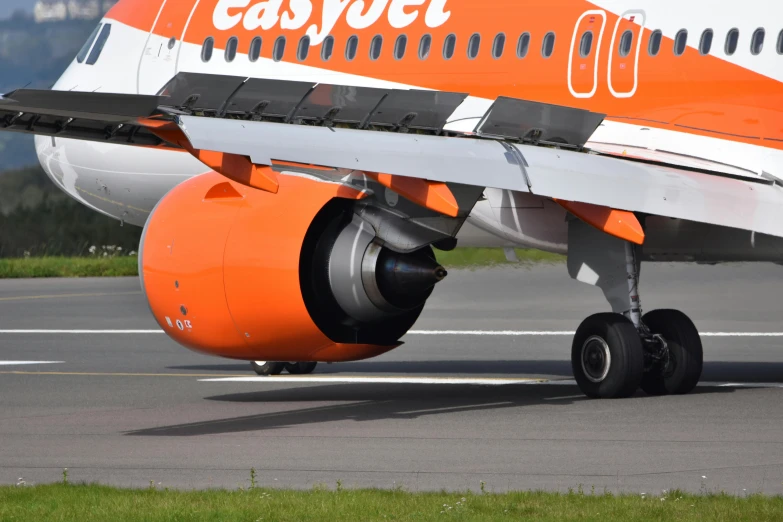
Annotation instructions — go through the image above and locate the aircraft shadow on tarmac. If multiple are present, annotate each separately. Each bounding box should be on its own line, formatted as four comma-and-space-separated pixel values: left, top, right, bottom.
125, 381, 737, 438
168, 360, 783, 383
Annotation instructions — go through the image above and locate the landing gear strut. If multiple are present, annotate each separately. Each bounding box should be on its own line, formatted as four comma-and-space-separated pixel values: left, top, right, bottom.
568, 226, 703, 399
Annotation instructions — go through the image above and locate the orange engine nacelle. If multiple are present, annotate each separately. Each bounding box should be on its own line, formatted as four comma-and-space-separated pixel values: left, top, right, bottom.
139, 172, 444, 362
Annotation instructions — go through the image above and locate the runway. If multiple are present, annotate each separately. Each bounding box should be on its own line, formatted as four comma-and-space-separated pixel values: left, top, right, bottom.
0, 263, 782, 494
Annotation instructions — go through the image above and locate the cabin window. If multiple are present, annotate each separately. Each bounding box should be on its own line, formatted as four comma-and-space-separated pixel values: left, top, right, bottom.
751, 28, 765, 55
225, 36, 238, 62
345, 35, 358, 60
297, 35, 310, 61
322, 35, 334, 61
699, 29, 713, 55
777, 30, 783, 54
167, 37, 176, 50
648, 29, 662, 56
370, 35, 383, 60
86, 24, 112, 65
394, 35, 407, 60
542, 32, 555, 58
725, 28, 739, 55
618, 30, 633, 57
467, 33, 481, 59
76, 24, 102, 63
492, 33, 506, 58
517, 32, 530, 58
419, 34, 432, 59
579, 31, 593, 58
674, 29, 687, 56
249, 37, 262, 62
273, 36, 285, 62
201, 37, 214, 62
443, 33, 456, 59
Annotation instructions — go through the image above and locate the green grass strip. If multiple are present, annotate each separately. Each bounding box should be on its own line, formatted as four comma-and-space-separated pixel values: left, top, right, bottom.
1, 484, 781, 522
0, 256, 139, 278
435, 248, 564, 268
0, 249, 564, 278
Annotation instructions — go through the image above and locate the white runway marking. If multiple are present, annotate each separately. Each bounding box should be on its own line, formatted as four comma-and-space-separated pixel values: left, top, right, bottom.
408, 330, 574, 336
2, 329, 783, 337
0, 361, 64, 366
199, 376, 552, 385
409, 330, 783, 337
199, 376, 783, 388
0, 330, 163, 334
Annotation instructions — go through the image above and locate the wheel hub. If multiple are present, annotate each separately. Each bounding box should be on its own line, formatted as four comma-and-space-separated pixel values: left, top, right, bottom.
581, 335, 611, 383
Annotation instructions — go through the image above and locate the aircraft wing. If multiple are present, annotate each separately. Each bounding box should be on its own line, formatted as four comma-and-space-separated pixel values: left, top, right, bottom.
2, 72, 783, 239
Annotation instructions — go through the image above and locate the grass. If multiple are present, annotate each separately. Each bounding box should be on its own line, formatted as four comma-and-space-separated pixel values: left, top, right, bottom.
0, 256, 139, 278
1, 484, 781, 521
435, 248, 565, 268
0, 249, 564, 278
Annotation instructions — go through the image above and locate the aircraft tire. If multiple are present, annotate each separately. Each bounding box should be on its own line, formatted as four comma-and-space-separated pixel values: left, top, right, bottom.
285, 362, 318, 375
571, 313, 644, 399
640, 309, 703, 396
251, 361, 286, 376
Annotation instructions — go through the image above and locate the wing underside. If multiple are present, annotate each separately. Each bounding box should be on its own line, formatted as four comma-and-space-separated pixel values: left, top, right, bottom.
2, 72, 782, 239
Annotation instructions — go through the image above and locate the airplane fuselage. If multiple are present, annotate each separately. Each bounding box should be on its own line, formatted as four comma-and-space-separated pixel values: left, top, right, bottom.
34, 0, 783, 260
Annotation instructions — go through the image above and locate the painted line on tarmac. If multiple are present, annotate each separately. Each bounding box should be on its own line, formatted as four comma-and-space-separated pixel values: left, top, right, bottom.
201, 376, 783, 388
409, 330, 783, 337
0, 361, 63, 366
0, 291, 141, 302
200, 376, 554, 385
0, 330, 163, 334
0, 370, 779, 388
0, 371, 245, 377
2, 329, 783, 337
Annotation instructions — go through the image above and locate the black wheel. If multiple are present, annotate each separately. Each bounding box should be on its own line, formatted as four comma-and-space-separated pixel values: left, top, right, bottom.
285, 362, 318, 375
251, 361, 286, 376
571, 313, 644, 399
640, 309, 703, 396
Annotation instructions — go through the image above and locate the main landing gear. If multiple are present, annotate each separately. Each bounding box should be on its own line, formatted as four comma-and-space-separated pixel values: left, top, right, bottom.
251, 361, 318, 376
572, 309, 703, 399
568, 226, 703, 399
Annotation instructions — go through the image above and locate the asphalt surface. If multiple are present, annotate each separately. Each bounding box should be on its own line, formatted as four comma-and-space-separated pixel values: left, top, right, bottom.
0, 263, 782, 495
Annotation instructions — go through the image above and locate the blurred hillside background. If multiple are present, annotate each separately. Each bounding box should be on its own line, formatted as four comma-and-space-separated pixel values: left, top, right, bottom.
0, 1, 141, 257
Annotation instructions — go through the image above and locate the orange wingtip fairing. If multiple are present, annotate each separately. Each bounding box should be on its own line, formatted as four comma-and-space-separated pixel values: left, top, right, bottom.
192, 150, 280, 194
555, 199, 645, 245
365, 173, 459, 217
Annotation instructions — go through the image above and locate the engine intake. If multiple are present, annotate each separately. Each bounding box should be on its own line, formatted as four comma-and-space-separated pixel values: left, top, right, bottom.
140, 172, 445, 362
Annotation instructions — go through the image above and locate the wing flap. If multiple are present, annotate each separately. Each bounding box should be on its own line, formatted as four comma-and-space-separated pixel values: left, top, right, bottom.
0, 89, 170, 147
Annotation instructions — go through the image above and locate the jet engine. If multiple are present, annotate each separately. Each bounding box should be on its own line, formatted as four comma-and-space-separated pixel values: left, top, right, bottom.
139, 172, 446, 362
